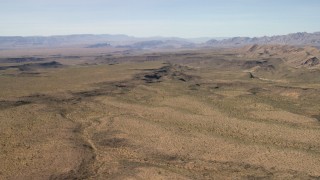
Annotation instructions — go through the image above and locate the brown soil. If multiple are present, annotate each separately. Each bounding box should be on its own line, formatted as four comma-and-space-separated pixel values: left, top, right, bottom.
1, 48, 320, 179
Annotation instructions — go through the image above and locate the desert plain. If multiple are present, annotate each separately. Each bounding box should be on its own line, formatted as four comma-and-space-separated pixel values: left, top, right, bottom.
0, 45, 320, 179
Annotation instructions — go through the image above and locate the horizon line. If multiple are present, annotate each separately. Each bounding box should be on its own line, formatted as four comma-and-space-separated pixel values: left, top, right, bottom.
0, 31, 319, 39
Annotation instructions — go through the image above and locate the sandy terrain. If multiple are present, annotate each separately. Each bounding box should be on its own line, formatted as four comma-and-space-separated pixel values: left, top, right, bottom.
0, 48, 320, 179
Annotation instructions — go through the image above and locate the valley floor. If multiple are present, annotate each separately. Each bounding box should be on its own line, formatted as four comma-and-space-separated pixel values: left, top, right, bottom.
0, 50, 320, 179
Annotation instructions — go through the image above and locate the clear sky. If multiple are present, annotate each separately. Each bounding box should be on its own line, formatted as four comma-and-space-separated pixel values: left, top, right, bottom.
1, 0, 320, 38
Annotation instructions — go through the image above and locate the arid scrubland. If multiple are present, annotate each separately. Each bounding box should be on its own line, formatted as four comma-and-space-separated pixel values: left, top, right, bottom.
1, 46, 320, 179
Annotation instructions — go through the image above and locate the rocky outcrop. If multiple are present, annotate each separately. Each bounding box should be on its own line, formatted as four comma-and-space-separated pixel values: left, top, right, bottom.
301, 57, 319, 67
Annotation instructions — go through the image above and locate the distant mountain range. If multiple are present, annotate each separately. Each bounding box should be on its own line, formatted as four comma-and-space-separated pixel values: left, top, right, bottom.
206, 32, 320, 47
116, 40, 195, 49
0, 32, 320, 49
0, 34, 136, 49
0, 34, 199, 49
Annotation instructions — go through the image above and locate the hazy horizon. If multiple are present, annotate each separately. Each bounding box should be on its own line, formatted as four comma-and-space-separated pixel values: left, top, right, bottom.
0, 31, 319, 39
1, 0, 320, 38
